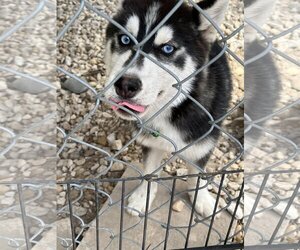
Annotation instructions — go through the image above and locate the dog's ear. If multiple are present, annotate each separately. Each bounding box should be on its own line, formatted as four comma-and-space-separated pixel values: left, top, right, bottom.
196, 0, 229, 42
245, 0, 277, 43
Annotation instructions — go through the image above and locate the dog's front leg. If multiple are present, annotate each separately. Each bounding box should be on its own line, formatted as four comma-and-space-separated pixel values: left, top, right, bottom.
187, 156, 217, 218
127, 147, 165, 216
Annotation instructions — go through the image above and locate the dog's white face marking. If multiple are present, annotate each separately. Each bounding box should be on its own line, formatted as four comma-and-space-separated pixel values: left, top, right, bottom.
105, 49, 132, 84
145, 2, 160, 34
126, 15, 140, 37
116, 46, 196, 109
154, 26, 174, 46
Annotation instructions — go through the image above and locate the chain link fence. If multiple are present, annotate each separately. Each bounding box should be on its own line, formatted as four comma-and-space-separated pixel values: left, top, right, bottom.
0, 0, 299, 249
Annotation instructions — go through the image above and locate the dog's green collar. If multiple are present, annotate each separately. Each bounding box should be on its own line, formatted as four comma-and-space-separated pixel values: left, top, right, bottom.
150, 130, 160, 138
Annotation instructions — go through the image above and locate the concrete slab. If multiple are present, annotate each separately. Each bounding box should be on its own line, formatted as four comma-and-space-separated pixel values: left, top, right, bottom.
245, 210, 290, 246
32, 225, 56, 250
31, 219, 70, 250
78, 168, 237, 249
0, 218, 26, 250
0, 218, 68, 250
244, 193, 291, 246
56, 218, 73, 250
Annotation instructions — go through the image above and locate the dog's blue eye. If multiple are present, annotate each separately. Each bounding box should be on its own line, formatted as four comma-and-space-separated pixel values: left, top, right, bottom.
162, 44, 175, 54
120, 34, 131, 45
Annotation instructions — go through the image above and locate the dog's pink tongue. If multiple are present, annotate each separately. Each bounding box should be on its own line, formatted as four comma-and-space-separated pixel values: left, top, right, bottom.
112, 101, 145, 113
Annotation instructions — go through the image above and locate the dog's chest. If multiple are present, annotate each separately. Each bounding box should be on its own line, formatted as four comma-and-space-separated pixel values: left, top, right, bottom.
135, 112, 215, 161
136, 116, 185, 152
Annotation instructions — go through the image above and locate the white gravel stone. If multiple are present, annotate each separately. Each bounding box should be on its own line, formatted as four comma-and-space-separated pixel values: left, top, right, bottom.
111, 162, 124, 171
291, 161, 300, 169
76, 159, 86, 166
0, 186, 10, 195
284, 224, 298, 242
275, 152, 285, 160
164, 165, 172, 173
107, 133, 116, 146
74, 206, 87, 216
1, 197, 14, 206
97, 166, 107, 174
57, 197, 66, 206
31, 159, 47, 166
23, 171, 31, 177
9, 166, 17, 172
0, 81, 6, 90
91, 164, 100, 171
172, 200, 185, 212
227, 182, 240, 191
273, 182, 294, 191
102, 112, 113, 118
27, 206, 49, 216
213, 148, 224, 159
176, 168, 188, 177
14, 56, 25, 66
65, 56, 72, 66
4, 191, 15, 197
112, 139, 123, 151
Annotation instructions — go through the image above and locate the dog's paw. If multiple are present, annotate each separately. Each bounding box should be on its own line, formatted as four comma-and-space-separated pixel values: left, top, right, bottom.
127, 191, 146, 216
190, 190, 217, 218
227, 201, 244, 219
126, 184, 157, 217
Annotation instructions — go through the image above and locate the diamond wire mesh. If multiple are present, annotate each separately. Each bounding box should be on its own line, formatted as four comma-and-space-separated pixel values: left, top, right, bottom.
0, 0, 299, 249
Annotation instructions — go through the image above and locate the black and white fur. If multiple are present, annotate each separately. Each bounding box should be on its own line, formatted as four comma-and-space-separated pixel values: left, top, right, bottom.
104, 0, 232, 217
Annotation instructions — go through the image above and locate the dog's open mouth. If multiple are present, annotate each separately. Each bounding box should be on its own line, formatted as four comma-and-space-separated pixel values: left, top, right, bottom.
109, 98, 147, 115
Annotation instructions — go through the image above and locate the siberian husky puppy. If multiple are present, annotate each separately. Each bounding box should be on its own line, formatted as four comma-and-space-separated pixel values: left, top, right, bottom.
104, 0, 232, 217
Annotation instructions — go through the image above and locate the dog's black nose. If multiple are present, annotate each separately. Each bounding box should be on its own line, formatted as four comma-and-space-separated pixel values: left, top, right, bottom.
114, 76, 142, 99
